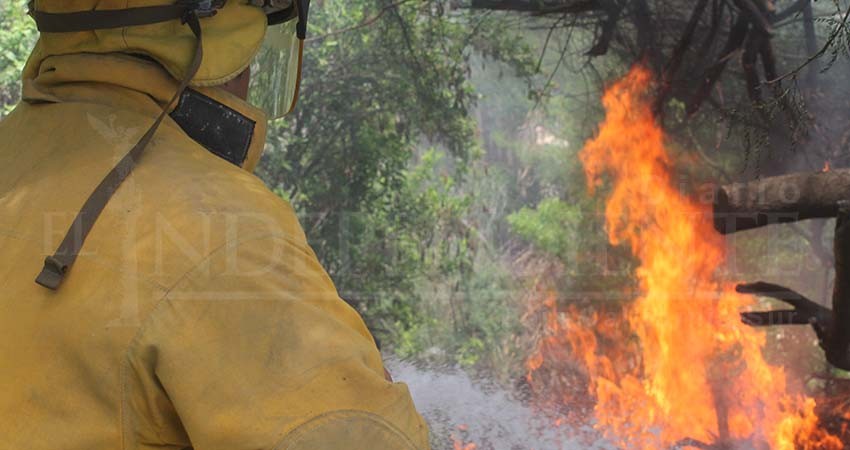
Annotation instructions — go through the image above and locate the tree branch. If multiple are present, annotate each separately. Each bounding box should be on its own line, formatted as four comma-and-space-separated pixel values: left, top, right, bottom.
772, 0, 808, 23
767, 4, 850, 84
687, 14, 750, 116
735, 204, 850, 371
659, 0, 711, 101
737, 282, 831, 335
827, 201, 850, 369
307, 0, 416, 43
732, 0, 773, 33
712, 168, 850, 234
586, 1, 621, 56
468, 0, 602, 15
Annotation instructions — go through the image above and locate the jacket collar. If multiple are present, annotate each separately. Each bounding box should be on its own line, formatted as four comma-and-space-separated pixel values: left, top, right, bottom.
22, 52, 268, 173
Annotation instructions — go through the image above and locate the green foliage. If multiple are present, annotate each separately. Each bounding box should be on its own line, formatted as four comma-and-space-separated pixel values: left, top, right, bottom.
507, 197, 581, 260
0, 0, 37, 116
256, 0, 532, 367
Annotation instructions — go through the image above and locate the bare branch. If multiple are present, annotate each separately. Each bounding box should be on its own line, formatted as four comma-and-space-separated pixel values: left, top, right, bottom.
827, 201, 850, 369
737, 282, 831, 332
468, 0, 602, 14
712, 168, 850, 234
734, 204, 850, 371
767, 4, 850, 84
587, 1, 621, 56
687, 15, 750, 116
772, 0, 808, 23
731, 0, 773, 33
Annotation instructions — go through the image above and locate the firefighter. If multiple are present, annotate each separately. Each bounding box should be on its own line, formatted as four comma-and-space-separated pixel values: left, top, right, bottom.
0, 1, 429, 449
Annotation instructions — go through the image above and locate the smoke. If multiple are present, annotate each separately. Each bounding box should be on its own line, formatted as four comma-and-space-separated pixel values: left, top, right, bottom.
386, 358, 615, 450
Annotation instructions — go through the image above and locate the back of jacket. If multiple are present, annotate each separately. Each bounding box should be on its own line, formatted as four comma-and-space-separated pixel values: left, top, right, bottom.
0, 18, 429, 450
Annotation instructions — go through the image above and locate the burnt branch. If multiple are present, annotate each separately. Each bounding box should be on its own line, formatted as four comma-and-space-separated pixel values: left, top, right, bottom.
468, 0, 602, 14
801, 0, 819, 85
694, 0, 726, 63
632, 0, 661, 68
757, 34, 779, 83
655, 0, 710, 113
587, 1, 621, 56
768, 5, 850, 84
737, 282, 831, 338
667, 0, 711, 75
742, 27, 766, 107
469, 0, 830, 137
827, 201, 850, 368
687, 15, 750, 116
671, 437, 762, 449
712, 168, 850, 234
733, 197, 850, 370
731, 0, 773, 33
671, 438, 714, 449
772, 0, 808, 23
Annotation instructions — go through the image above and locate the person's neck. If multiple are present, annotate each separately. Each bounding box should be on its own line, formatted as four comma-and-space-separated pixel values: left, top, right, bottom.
220, 68, 250, 100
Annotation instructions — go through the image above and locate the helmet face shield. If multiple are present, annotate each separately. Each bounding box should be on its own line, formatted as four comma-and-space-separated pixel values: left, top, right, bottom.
248, 0, 309, 119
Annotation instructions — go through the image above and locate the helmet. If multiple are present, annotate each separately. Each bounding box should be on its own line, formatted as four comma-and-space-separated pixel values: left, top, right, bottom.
28, 0, 310, 118
28, 0, 311, 290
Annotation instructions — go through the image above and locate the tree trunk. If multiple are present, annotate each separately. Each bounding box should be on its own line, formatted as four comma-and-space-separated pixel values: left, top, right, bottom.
827, 202, 850, 368
713, 168, 850, 234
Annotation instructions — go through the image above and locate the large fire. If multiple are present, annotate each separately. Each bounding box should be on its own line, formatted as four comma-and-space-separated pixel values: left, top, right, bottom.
526, 66, 843, 449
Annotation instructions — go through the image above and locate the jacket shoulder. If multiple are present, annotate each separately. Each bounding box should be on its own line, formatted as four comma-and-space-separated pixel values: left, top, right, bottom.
127, 124, 310, 287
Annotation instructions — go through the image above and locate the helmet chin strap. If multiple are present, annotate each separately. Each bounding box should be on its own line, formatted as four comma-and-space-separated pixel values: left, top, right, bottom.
33, 4, 209, 290
29, 0, 223, 32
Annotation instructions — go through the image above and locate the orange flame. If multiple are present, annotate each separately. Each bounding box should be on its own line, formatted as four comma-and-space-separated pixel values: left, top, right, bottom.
452, 440, 477, 450
527, 66, 842, 449
823, 161, 831, 172
452, 424, 478, 450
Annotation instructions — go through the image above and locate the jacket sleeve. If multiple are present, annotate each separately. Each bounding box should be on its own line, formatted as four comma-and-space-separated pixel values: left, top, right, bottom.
125, 234, 430, 450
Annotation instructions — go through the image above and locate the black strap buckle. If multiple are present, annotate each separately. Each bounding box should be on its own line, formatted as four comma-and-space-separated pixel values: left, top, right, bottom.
178, 0, 225, 21
35, 256, 68, 290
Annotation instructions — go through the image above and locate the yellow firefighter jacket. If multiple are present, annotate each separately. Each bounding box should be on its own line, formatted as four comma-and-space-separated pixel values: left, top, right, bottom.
0, 1, 429, 449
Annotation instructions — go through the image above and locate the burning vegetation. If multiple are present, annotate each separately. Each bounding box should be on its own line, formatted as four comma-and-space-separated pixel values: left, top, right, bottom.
525, 66, 845, 449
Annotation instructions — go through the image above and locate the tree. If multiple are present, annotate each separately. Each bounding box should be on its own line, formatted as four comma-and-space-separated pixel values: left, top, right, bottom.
469, 0, 850, 178
0, 0, 37, 117
256, 0, 535, 351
